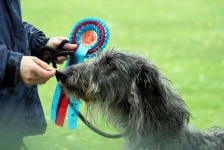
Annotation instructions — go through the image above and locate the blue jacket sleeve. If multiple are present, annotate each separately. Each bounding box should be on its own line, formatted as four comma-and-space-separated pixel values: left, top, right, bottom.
0, 45, 23, 87
23, 22, 49, 51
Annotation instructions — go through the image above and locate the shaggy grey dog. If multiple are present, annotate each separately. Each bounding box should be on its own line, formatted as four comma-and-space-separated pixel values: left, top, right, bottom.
56, 50, 224, 150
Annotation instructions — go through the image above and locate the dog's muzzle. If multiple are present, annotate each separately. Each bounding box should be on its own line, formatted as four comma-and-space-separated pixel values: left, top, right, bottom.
55, 71, 67, 82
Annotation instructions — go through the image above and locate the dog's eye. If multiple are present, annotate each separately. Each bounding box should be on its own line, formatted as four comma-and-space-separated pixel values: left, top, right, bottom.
103, 57, 115, 68
107, 61, 113, 66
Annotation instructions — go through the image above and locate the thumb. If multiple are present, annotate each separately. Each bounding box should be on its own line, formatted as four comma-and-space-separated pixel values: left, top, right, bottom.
63, 43, 77, 50
33, 57, 56, 78
33, 57, 55, 71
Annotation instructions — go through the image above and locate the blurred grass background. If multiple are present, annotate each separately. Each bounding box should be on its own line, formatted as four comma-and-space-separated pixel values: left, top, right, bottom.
21, 0, 224, 149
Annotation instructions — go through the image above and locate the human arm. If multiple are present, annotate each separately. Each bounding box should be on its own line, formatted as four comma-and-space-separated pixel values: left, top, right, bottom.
0, 22, 58, 88
0, 45, 23, 87
23, 22, 77, 64
0, 45, 56, 87
23, 22, 49, 51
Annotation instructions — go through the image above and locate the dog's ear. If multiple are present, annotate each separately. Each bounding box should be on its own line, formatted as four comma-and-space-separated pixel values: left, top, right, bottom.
135, 61, 190, 133
136, 62, 162, 97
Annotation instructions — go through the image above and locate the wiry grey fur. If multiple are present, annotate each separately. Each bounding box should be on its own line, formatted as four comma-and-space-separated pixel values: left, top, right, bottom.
56, 50, 224, 150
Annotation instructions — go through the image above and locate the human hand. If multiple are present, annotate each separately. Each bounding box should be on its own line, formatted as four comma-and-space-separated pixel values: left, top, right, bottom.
45, 37, 77, 64
19, 56, 56, 86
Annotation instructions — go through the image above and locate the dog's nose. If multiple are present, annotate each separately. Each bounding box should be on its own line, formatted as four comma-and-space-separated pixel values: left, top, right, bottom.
55, 71, 66, 82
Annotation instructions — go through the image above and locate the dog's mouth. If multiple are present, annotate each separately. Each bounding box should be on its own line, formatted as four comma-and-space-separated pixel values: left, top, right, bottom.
59, 82, 94, 103
57, 81, 69, 97
59, 82, 80, 100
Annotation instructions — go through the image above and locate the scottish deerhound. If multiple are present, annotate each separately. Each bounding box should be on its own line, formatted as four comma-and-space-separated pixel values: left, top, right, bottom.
56, 50, 224, 150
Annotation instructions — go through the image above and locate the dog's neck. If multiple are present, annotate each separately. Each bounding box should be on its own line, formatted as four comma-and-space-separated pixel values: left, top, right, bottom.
107, 87, 190, 149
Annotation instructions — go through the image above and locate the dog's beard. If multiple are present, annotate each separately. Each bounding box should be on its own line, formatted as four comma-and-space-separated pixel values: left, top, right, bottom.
59, 83, 80, 100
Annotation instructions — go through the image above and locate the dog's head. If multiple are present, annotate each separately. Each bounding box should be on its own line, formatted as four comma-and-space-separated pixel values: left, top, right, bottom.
56, 50, 145, 103
56, 50, 190, 136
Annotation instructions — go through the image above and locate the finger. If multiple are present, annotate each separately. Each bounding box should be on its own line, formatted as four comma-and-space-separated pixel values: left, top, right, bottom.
34, 76, 50, 84
62, 43, 77, 50
33, 57, 55, 71
30, 77, 50, 85
22, 73, 49, 86
55, 37, 69, 41
29, 78, 47, 86
33, 58, 56, 78
55, 56, 67, 63
35, 69, 56, 79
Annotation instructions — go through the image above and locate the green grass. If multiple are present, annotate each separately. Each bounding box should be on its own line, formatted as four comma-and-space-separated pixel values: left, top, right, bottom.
21, 0, 224, 149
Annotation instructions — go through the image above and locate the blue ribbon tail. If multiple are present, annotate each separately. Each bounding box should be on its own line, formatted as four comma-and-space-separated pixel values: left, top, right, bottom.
51, 83, 62, 122
68, 99, 81, 129
67, 44, 89, 129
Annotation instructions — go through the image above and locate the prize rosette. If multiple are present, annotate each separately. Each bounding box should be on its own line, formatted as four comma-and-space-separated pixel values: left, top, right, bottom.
70, 17, 110, 58
51, 18, 110, 129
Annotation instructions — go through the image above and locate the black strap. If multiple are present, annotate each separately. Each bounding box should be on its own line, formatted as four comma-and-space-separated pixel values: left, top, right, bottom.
69, 101, 123, 139
34, 40, 74, 68
78, 112, 123, 138
57, 39, 69, 49
51, 50, 74, 68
